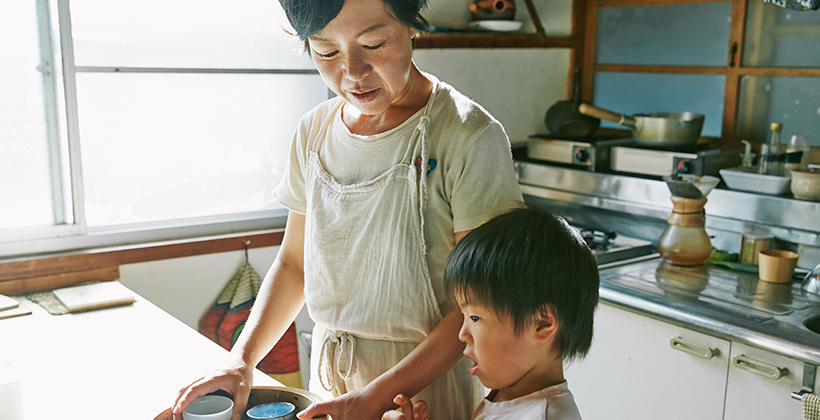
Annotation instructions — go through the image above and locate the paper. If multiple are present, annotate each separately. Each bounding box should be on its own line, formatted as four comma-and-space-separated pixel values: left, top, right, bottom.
52, 281, 136, 312
0, 294, 19, 311
0, 298, 31, 320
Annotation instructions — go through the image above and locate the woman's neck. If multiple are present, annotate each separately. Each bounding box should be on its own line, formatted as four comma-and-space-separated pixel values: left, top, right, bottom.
343, 66, 433, 136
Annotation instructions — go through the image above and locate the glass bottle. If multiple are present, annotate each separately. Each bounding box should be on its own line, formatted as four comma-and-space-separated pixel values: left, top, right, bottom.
786, 134, 810, 171
761, 122, 783, 175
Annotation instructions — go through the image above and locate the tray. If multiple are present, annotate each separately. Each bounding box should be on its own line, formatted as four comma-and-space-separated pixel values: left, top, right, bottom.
719, 166, 791, 195
154, 387, 324, 420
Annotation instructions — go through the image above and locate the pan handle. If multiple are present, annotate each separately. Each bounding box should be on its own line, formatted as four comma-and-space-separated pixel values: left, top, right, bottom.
578, 103, 635, 127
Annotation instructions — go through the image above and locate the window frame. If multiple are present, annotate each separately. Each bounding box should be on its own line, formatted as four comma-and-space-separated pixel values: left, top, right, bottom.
580, 0, 820, 143
0, 0, 318, 259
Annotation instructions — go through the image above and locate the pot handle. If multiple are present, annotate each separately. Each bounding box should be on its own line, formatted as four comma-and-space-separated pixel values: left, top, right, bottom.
578, 103, 635, 127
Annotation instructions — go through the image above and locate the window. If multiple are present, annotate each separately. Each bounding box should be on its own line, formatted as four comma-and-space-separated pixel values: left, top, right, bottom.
585, 0, 820, 146
1, 0, 329, 257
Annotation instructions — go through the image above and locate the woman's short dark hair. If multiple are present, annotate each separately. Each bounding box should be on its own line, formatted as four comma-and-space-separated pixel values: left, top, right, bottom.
279, 0, 430, 46
444, 205, 600, 361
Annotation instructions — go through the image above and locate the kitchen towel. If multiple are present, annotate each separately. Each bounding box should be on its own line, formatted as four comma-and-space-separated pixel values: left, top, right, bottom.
805, 393, 820, 420
764, 0, 819, 11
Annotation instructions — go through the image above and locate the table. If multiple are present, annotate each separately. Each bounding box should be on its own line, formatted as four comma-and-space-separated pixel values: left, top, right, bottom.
0, 293, 279, 419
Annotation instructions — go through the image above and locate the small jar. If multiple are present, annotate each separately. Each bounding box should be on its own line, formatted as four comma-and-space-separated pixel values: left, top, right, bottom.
740, 231, 773, 265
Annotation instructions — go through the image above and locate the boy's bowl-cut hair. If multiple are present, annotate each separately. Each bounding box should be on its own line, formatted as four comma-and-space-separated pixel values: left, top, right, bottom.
445, 205, 600, 361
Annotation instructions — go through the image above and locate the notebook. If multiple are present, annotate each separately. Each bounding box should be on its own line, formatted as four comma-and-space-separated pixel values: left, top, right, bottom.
52, 281, 136, 312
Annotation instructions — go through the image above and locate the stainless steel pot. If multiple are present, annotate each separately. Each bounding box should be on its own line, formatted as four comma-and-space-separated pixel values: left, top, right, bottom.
579, 103, 704, 147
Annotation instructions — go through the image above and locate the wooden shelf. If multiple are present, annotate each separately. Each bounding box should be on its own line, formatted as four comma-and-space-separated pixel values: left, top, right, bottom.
415, 32, 575, 49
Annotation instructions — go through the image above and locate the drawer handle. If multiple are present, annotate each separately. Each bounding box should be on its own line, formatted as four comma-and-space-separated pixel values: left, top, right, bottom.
733, 354, 789, 380
670, 336, 720, 360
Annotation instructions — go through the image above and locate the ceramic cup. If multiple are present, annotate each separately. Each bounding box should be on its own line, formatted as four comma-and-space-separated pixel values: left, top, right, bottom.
183, 395, 234, 420
246, 402, 297, 420
758, 249, 799, 283
0, 360, 24, 420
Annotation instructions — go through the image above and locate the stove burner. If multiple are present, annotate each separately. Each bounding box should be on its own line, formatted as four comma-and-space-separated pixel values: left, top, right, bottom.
578, 228, 617, 252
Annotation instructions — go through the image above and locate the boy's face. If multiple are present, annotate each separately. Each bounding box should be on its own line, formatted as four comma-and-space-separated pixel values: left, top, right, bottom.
456, 296, 543, 390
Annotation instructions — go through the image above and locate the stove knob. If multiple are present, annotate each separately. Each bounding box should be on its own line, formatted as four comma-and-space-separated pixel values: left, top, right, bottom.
676, 159, 693, 174
575, 149, 590, 164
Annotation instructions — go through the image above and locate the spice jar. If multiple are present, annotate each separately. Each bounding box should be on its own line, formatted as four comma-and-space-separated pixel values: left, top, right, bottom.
740, 231, 773, 265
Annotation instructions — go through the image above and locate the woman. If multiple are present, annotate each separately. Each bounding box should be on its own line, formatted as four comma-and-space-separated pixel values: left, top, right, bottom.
173, 0, 523, 419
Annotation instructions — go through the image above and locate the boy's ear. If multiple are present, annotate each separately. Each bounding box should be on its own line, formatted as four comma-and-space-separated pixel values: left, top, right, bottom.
534, 305, 559, 342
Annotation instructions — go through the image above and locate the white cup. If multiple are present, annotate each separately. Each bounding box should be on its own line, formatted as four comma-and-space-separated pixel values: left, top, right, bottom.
183, 395, 234, 420
0, 360, 24, 420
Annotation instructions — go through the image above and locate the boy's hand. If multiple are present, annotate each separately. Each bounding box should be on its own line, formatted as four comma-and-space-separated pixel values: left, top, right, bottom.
381, 394, 429, 420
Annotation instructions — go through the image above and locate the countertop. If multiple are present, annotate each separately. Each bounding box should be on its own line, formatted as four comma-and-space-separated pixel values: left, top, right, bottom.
0, 291, 279, 419
599, 255, 820, 365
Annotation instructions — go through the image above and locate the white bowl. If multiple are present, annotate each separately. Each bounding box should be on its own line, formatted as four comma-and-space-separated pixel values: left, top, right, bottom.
719, 166, 791, 195
467, 20, 523, 32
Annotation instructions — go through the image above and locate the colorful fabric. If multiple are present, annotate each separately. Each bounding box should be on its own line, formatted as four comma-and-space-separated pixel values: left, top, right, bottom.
200, 260, 299, 375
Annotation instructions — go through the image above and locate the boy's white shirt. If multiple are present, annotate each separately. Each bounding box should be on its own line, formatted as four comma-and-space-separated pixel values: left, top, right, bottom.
471, 381, 583, 420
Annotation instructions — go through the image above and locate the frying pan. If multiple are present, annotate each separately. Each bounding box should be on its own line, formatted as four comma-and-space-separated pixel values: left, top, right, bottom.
578, 103, 704, 147
544, 69, 600, 139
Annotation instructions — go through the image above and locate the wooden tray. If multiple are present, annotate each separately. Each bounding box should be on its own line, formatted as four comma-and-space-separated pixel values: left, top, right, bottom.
154, 386, 324, 420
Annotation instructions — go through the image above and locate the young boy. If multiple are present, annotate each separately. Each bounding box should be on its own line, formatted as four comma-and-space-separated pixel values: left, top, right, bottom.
384, 206, 600, 420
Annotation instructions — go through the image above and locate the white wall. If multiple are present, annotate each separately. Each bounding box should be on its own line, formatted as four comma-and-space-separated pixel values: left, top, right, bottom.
418, 0, 574, 146
414, 48, 570, 146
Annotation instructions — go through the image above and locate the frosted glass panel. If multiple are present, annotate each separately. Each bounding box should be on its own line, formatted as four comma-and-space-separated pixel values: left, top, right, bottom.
736, 76, 820, 146
0, 2, 57, 229
596, 3, 732, 66
75, 73, 328, 226
593, 72, 726, 137
742, 0, 820, 67
70, 0, 313, 69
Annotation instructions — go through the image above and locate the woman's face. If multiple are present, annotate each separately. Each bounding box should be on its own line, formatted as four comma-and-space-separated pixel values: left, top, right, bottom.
308, 0, 417, 116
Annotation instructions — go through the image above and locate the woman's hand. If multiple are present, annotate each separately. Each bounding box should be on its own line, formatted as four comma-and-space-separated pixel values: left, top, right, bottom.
382, 394, 429, 420
172, 362, 254, 420
295, 386, 391, 420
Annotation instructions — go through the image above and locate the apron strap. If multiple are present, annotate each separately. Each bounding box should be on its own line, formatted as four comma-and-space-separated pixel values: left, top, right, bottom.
318, 329, 359, 392
417, 114, 431, 254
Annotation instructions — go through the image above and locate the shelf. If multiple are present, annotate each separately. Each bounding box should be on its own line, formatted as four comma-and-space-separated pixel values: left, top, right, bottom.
415, 32, 575, 49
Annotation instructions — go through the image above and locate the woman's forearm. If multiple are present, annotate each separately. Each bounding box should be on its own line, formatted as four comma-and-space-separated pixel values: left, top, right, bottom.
366, 308, 466, 407
229, 213, 307, 368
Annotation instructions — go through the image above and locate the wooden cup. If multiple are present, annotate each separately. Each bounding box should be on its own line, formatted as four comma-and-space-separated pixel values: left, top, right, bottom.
758, 250, 799, 283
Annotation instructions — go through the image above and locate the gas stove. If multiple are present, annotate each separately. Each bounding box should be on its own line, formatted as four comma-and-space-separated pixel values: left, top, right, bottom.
572, 226, 654, 265
609, 142, 743, 177
527, 134, 742, 177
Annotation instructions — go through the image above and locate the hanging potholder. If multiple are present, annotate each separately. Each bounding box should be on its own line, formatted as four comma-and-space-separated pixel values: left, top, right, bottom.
199, 260, 299, 376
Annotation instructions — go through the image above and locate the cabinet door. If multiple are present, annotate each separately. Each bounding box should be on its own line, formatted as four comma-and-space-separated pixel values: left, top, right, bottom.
565, 303, 730, 420
724, 342, 818, 420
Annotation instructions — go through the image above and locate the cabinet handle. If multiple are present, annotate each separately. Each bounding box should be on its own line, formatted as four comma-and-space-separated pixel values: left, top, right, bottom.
733, 354, 789, 380
670, 336, 720, 360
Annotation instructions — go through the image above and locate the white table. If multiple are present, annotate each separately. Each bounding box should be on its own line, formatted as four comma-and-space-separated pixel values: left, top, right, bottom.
0, 293, 279, 419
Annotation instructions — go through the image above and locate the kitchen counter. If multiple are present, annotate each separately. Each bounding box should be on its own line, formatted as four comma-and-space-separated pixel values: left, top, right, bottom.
599, 255, 820, 365
0, 291, 279, 419
515, 160, 820, 365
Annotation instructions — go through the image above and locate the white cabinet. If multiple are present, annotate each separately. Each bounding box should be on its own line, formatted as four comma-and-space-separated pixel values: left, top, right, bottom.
724, 342, 818, 420
565, 303, 731, 420
567, 302, 820, 420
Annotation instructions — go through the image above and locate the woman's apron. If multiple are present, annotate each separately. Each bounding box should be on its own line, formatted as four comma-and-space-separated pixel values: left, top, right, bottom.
303, 87, 481, 418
